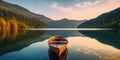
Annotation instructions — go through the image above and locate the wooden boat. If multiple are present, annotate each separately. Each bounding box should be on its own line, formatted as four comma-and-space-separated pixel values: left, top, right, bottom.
48, 36, 68, 56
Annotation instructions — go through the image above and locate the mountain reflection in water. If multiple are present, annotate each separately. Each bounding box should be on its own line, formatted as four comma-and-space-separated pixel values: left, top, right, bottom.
0, 30, 45, 56
0, 30, 120, 60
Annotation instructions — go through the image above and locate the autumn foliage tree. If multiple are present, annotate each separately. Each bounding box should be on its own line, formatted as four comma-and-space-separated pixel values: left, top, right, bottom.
0, 17, 6, 39
0, 16, 28, 40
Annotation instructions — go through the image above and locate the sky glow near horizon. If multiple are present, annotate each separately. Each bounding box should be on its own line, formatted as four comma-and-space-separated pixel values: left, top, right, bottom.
4, 0, 120, 20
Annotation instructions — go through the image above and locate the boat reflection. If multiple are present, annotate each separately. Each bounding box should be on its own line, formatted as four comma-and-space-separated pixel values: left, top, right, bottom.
48, 48, 68, 60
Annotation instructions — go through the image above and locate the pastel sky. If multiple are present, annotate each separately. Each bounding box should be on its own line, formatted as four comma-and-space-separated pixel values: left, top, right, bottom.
4, 0, 120, 20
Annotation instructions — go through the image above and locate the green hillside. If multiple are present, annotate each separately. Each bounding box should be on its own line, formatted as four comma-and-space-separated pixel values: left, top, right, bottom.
78, 7, 120, 28
0, 0, 52, 28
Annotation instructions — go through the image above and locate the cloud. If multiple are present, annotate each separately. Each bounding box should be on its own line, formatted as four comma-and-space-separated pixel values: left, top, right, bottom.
50, 0, 120, 20
51, 2, 73, 14
75, 0, 100, 8
41, 0, 98, 7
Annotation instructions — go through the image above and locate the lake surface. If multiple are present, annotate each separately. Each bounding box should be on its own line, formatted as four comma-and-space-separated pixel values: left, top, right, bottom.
0, 30, 120, 60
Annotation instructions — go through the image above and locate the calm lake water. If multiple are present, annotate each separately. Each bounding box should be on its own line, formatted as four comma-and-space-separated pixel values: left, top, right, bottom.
0, 30, 120, 60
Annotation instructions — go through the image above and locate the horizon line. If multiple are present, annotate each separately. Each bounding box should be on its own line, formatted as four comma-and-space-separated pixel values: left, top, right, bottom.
20, 28, 115, 31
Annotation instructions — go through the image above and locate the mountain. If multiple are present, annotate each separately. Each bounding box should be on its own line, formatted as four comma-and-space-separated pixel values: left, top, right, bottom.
0, 0, 87, 28
78, 7, 120, 28
48, 18, 85, 28
0, 0, 52, 28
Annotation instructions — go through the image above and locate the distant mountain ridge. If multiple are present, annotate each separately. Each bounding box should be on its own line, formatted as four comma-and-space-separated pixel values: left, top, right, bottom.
78, 7, 120, 28
48, 18, 86, 28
